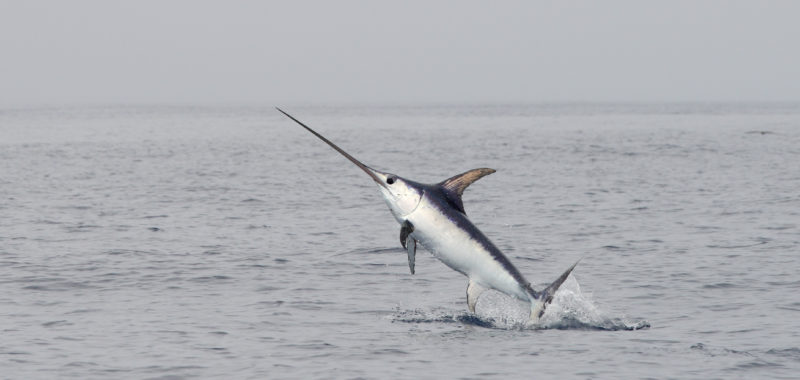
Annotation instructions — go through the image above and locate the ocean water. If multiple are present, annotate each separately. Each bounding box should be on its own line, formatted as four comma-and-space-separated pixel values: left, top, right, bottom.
1, 104, 799, 379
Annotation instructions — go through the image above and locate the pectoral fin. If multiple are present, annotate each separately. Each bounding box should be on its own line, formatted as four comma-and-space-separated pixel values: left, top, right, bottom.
400, 221, 413, 249
405, 236, 416, 274
400, 221, 416, 274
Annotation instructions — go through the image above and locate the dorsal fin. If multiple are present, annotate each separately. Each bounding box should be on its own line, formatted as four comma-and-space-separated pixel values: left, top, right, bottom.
438, 168, 496, 214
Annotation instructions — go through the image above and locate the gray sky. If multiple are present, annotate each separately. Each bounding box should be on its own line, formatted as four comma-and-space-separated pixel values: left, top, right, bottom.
1, 0, 799, 105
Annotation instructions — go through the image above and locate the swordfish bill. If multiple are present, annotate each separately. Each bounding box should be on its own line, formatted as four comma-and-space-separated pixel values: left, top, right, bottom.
277, 107, 580, 324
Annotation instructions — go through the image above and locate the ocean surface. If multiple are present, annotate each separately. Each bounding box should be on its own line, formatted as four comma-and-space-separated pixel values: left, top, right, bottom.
1, 103, 799, 379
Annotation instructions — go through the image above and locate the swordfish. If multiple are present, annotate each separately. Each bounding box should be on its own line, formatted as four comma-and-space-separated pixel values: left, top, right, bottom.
278, 108, 579, 324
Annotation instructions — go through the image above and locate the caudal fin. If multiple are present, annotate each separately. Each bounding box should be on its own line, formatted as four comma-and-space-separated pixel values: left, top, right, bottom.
529, 258, 581, 324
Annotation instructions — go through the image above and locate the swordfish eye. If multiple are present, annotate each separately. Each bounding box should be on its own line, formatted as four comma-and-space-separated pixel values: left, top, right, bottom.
386, 176, 396, 185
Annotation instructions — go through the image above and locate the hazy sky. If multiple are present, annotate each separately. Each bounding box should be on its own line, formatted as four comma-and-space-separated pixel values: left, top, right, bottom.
1, 1, 799, 105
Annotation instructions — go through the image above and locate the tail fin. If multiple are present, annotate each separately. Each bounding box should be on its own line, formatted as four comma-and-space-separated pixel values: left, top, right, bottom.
529, 258, 581, 324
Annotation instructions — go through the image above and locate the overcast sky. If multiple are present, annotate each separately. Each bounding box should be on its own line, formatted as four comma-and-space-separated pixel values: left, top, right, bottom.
1, 1, 799, 105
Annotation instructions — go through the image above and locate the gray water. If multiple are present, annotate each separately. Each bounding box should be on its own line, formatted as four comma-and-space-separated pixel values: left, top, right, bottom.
1, 104, 799, 379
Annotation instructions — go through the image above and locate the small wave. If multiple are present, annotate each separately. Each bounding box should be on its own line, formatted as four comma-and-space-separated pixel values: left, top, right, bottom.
246, 224, 271, 229
765, 347, 800, 360
546, 316, 650, 331
690, 342, 754, 357
392, 278, 649, 331
309, 231, 335, 236
391, 309, 497, 328
702, 282, 739, 289
23, 281, 98, 292
777, 302, 800, 311
334, 246, 399, 256
105, 249, 150, 256
64, 224, 102, 233
42, 320, 71, 328
34, 219, 62, 225
391, 309, 647, 331
392, 310, 496, 328
189, 275, 233, 282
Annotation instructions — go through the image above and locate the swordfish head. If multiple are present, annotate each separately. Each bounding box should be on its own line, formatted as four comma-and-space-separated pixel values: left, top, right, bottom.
276, 108, 423, 221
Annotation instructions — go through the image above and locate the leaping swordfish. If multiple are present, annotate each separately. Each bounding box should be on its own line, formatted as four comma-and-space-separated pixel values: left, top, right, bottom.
278, 108, 579, 324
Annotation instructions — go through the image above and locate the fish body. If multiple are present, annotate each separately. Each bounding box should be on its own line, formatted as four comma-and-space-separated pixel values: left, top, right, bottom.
278, 108, 579, 323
